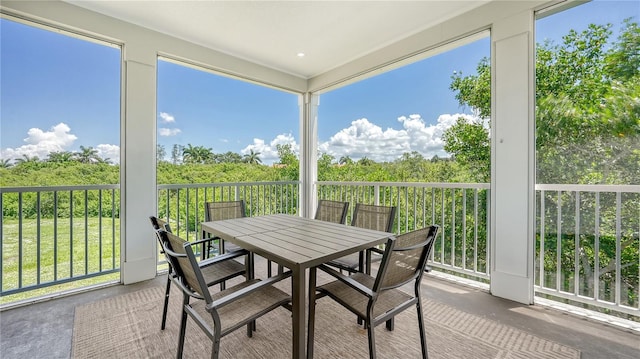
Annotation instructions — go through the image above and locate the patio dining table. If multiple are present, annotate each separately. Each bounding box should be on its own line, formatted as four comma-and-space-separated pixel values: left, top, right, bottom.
200, 213, 394, 359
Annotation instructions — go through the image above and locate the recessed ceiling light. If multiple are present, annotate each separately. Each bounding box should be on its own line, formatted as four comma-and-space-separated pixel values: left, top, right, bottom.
297, 52, 305, 57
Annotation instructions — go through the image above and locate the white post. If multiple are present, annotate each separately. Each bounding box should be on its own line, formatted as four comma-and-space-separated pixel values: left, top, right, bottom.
490, 9, 536, 304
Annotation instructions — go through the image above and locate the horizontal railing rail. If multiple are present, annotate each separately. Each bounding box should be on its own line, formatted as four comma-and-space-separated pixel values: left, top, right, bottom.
317, 181, 491, 281
1, 185, 120, 298
157, 181, 300, 243
535, 183, 640, 317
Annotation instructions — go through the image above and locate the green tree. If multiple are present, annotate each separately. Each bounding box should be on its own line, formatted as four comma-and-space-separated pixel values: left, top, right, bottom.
442, 117, 490, 182
243, 149, 262, 164
14, 154, 40, 164
182, 144, 213, 164
338, 156, 353, 165
445, 20, 639, 185
74, 146, 101, 164
357, 157, 374, 166
215, 151, 243, 164
157, 145, 166, 163
171, 144, 183, 164
47, 151, 74, 163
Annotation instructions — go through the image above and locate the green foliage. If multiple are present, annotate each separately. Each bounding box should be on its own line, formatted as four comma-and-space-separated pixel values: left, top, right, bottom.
442, 118, 490, 182
445, 19, 639, 185
449, 57, 491, 118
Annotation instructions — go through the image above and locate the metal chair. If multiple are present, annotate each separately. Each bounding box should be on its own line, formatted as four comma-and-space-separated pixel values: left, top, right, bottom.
202, 200, 247, 257
326, 203, 396, 275
157, 228, 292, 359
307, 225, 439, 359
150, 216, 247, 330
314, 199, 349, 224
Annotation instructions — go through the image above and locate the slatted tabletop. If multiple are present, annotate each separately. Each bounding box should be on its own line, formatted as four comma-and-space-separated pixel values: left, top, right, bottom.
201, 214, 393, 359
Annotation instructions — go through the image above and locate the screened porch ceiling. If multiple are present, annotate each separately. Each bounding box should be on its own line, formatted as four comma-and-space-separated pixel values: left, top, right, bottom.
64, 0, 493, 80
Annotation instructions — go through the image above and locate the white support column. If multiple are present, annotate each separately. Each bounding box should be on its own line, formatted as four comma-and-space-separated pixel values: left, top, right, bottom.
120, 46, 158, 284
299, 92, 319, 219
489, 10, 536, 304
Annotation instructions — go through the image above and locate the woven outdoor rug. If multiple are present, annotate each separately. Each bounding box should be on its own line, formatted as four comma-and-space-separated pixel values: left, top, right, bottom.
72, 284, 580, 358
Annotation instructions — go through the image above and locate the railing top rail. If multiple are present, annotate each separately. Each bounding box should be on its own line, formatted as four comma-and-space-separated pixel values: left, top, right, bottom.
0, 184, 120, 193
158, 181, 300, 190
535, 183, 640, 193
317, 181, 490, 190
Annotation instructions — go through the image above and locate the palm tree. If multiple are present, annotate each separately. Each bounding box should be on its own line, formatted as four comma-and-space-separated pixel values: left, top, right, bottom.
243, 149, 262, 164
47, 151, 75, 163
0, 158, 12, 168
357, 157, 374, 166
74, 146, 101, 164
182, 144, 213, 164
338, 156, 353, 165
14, 154, 40, 165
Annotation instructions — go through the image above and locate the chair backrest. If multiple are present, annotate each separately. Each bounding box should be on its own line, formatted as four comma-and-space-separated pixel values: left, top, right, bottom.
314, 200, 349, 224
150, 215, 173, 233
157, 229, 213, 302
350, 203, 396, 233
374, 225, 439, 292
204, 200, 246, 222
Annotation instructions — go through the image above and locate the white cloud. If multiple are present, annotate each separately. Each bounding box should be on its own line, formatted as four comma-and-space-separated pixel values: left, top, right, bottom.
158, 128, 182, 137
96, 144, 120, 164
1, 123, 78, 162
159, 112, 175, 123
241, 133, 298, 165
318, 113, 478, 162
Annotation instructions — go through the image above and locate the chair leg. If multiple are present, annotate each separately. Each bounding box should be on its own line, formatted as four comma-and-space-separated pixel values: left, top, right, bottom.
177, 295, 189, 359
385, 318, 394, 331
366, 319, 377, 359
211, 334, 221, 359
416, 299, 429, 359
161, 273, 172, 330
267, 260, 273, 277
307, 267, 317, 359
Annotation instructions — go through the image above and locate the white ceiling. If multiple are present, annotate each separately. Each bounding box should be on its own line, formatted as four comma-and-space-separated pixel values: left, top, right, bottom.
64, 1, 490, 79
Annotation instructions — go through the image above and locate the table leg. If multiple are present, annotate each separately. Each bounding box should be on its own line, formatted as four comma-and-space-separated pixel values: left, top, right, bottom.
291, 265, 306, 359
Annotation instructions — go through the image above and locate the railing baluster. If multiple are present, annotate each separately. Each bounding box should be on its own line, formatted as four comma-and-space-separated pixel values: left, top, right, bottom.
84, 190, 89, 276
594, 192, 600, 301
99, 190, 103, 272
574, 191, 580, 296
54, 191, 58, 281
539, 190, 546, 289
18, 192, 23, 289
70, 190, 74, 278
556, 190, 561, 293
615, 192, 622, 306
37, 192, 41, 285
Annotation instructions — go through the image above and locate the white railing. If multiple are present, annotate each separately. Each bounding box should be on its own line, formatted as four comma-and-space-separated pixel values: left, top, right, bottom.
535, 184, 640, 317
317, 181, 491, 281
2, 181, 637, 319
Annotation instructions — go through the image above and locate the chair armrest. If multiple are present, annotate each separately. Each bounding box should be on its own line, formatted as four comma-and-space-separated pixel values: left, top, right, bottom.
191, 236, 218, 246
369, 247, 384, 255
170, 274, 205, 300
209, 270, 292, 309
198, 249, 249, 268
317, 264, 374, 298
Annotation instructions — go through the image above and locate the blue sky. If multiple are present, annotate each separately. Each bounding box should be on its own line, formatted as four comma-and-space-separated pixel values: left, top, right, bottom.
1, 0, 638, 165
